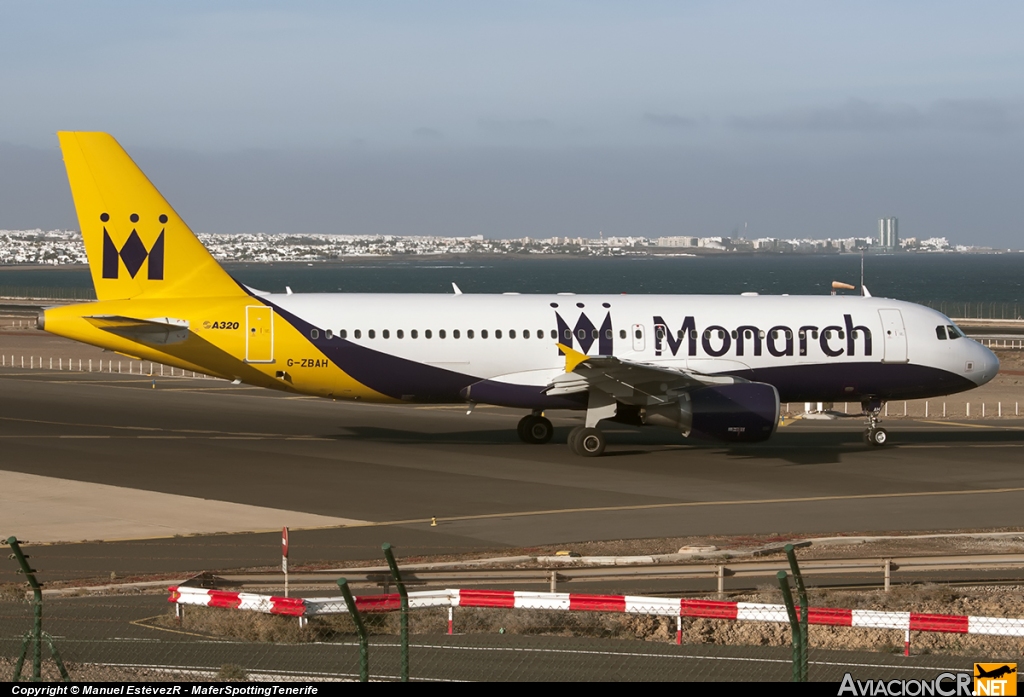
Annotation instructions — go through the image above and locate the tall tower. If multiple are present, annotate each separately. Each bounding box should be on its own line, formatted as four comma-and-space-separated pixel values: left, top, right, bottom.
878, 217, 899, 250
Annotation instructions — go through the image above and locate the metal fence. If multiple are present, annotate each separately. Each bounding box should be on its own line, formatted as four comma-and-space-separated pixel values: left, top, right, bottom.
922, 301, 1023, 320
4, 540, 1024, 683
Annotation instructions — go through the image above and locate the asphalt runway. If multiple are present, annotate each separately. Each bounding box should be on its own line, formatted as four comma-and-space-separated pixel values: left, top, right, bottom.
4, 366, 1024, 582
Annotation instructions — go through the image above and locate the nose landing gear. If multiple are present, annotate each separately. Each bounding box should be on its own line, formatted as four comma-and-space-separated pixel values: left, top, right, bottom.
862, 398, 888, 446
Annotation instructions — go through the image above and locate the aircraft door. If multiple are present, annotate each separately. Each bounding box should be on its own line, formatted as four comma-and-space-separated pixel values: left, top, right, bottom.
246, 305, 274, 363
631, 323, 646, 352
878, 309, 908, 363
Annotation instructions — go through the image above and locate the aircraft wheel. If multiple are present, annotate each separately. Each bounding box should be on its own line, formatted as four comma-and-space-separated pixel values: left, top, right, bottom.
867, 427, 888, 446
518, 415, 553, 444
517, 415, 534, 442
567, 425, 586, 454
575, 428, 606, 457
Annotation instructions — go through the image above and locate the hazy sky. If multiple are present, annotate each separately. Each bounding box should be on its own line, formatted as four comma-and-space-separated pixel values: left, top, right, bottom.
2, 1, 1023, 244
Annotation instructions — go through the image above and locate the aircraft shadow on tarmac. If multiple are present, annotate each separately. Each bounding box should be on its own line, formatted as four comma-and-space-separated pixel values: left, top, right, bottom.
327, 424, 1024, 465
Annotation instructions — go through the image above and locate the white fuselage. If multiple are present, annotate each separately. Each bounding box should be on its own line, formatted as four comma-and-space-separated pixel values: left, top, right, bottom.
265, 291, 997, 408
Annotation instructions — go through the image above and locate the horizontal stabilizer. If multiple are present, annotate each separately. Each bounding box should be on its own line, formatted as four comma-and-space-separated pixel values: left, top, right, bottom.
85, 315, 190, 345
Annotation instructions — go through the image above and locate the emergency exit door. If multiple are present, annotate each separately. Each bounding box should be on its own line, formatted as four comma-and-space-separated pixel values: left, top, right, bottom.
246, 306, 274, 363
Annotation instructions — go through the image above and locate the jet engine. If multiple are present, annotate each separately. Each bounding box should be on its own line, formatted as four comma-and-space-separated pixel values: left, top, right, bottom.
641, 382, 780, 443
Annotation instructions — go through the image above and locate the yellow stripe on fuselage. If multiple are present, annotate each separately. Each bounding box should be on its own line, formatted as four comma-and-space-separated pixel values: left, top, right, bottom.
42, 298, 395, 402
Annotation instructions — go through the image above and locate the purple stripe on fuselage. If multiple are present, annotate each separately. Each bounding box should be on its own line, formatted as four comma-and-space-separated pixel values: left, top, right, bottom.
461, 380, 587, 410
268, 300, 473, 402
734, 362, 976, 402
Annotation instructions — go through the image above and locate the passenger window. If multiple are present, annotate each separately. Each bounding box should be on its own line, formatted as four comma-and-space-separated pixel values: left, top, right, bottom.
368, 329, 376, 339
703, 330, 711, 339
771, 330, 778, 340
785, 330, 792, 339
812, 330, 819, 339
619, 329, 627, 339
425, 329, 432, 339
396, 329, 404, 339
383, 329, 390, 339
468, 330, 475, 339
577, 329, 586, 340
564, 329, 572, 340
354, 329, 361, 339
495, 329, 502, 339
718, 330, 725, 339
730, 330, 737, 339
509, 330, 515, 339
310, 329, 319, 340
838, 331, 845, 339
440, 329, 447, 339
340, 329, 348, 339
550, 329, 557, 339
325, 329, 333, 340
635, 329, 642, 340
605, 329, 613, 340
411, 329, 418, 339
481, 329, 488, 339
523, 330, 529, 339
655, 328, 665, 340
453, 329, 460, 339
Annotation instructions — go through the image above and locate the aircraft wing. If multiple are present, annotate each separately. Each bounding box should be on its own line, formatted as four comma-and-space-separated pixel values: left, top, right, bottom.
544, 343, 739, 406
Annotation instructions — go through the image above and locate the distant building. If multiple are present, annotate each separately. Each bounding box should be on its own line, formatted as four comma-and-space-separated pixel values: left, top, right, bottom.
878, 217, 899, 250
655, 236, 698, 247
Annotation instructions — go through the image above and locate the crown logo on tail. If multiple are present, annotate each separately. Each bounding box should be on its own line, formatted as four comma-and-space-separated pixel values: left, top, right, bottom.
100, 212, 167, 280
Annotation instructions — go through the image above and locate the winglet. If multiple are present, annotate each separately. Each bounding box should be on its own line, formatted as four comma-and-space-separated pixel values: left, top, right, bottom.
452, 283, 463, 295
557, 343, 590, 372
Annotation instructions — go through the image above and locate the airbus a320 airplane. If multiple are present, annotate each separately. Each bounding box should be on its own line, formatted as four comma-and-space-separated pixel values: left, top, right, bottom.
38, 132, 999, 456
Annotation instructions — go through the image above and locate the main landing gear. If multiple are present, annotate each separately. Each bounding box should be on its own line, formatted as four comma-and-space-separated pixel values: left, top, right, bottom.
517, 412, 554, 444
567, 426, 606, 457
862, 399, 888, 447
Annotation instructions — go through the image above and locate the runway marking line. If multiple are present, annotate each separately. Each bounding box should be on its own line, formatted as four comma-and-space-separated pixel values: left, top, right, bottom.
916, 420, 998, 429
0, 415, 300, 440
28, 484, 1024, 545
347, 485, 1024, 530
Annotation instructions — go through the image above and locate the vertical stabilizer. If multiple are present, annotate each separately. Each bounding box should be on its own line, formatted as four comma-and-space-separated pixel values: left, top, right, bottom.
58, 131, 244, 300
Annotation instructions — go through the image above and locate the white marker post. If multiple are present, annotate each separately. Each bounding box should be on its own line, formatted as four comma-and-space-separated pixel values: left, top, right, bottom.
282, 527, 290, 598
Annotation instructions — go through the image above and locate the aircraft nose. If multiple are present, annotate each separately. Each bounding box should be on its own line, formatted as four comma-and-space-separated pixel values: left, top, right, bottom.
969, 341, 999, 386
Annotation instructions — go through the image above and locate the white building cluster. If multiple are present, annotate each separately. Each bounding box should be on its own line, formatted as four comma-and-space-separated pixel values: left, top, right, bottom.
0, 227, 980, 267
0, 229, 87, 264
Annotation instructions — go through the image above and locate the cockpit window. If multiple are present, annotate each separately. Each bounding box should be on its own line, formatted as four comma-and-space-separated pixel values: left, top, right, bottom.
946, 325, 963, 339
936, 326, 947, 340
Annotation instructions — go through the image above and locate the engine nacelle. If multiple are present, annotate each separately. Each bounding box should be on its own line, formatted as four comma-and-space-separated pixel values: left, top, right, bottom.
641, 382, 780, 443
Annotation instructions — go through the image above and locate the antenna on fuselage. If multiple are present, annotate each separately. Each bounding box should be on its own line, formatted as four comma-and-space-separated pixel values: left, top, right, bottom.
452, 282, 463, 295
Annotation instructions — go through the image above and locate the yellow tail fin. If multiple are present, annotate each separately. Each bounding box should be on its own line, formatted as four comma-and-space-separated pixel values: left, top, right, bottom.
58, 132, 245, 300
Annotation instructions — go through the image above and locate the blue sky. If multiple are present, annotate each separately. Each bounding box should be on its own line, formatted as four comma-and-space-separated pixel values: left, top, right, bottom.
2, 1, 1022, 243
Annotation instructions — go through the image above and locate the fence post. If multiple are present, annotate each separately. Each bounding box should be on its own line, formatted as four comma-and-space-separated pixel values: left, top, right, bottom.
382, 543, 409, 683
337, 579, 369, 682
784, 544, 809, 681
776, 571, 806, 683
7, 537, 69, 682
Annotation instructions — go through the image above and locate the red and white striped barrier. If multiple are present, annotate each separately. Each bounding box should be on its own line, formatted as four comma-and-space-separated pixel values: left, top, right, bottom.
168, 586, 1024, 644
